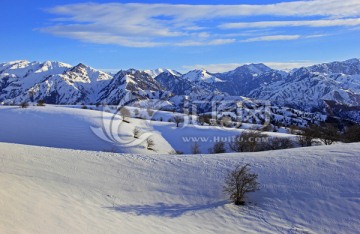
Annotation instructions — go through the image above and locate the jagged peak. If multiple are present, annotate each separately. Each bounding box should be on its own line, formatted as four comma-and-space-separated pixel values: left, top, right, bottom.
233, 63, 272, 74
70, 63, 107, 75
74, 63, 88, 69
343, 58, 360, 64
183, 69, 223, 83
40, 61, 72, 69
0, 60, 31, 69
185, 69, 211, 75
303, 58, 360, 69
143, 68, 181, 78
3, 60, 71, 69
293, 58, 360, 76
3, 60, 29, 65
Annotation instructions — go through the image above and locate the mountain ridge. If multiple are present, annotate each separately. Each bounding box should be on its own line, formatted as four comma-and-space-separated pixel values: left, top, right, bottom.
1, 58, 360, 123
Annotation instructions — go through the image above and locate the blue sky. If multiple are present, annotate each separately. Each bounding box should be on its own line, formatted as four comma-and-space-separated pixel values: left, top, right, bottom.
1, 0, 360, 72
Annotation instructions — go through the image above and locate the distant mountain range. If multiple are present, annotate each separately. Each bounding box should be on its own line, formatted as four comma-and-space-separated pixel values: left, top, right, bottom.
1, 58, 360, 124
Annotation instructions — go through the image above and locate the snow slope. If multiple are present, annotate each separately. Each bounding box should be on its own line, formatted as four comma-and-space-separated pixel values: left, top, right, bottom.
152, 121, 295, 154
0, 105, 301, 154
0, 106, 173, 154
0, 142, 359, 233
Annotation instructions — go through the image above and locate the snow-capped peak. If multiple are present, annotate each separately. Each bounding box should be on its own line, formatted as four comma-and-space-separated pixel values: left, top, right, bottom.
144, 68, 181, 78
344, 58, 360, 65
227, 63, 272, 76
67, 63, 113, 83
182, 69, 223, 83
36, 61, 72, 73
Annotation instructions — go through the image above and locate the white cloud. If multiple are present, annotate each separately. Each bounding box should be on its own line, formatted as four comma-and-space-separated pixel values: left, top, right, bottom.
221, 18, 360, 29
183, 61, 318, 73
263, 62, 318, 71
241, 35, 301, 42
174, 39, 236, 47
240, 34, 328, 42
304, 34, 328, 39
41, 30, 165, 48
40, 1, 360, 47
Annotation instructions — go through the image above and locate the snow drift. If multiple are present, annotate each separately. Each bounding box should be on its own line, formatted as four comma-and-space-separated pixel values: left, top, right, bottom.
0, 142, 359, 233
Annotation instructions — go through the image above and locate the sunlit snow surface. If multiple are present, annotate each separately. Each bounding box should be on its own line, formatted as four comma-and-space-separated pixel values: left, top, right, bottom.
0, 106, 359, 233
0, 142, 359, 233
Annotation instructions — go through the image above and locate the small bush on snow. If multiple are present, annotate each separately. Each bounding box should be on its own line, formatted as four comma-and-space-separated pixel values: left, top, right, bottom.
133, 127, 141, 139
209, 141, 226, 154
191, 142, 201, 154
146, 137, 155, 150
20, 102, 29, 108
37, 100, 46, 106
224, 164, 259, 206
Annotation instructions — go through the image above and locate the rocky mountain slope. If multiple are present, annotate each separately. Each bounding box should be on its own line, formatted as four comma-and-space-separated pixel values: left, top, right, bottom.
1, 58, 360, 123
248, 59, 360, 121
214, 64, 286, 96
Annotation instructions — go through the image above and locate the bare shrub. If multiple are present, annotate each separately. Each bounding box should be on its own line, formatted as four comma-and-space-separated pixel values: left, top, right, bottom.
146, 137, 155, 150
224, 164, 259, 205
191, 142, 201, 154
102, 147, 117, 153
173, 115, 184, 127
37, 100, 46, 106
119, 107, 131, 123
20, 102, 29, 108
168, 150, 184, 155
134, 109, 140, 117
342, 124, 360, 143
297, 124, 339, 146
298, 126, 317, 147
318, 124, 340, 145
209, 141, 226, 154
198, 114, 212, 126
261, 124, 273, 132
266, 137, 294, 150
133, 127, 141, 138
220, 116, 233, 127
147, 108, 154, 117
289, 125, 300, 135
229, 130, 267, 152
198, 115, 205, 126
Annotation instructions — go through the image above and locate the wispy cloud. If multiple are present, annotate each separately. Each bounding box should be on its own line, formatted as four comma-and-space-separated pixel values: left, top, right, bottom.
183, 61, 319, 73
240, 34, 328, 42
241, 35, 301, 42
221, 18, 360, 29
40, 1, 360, 47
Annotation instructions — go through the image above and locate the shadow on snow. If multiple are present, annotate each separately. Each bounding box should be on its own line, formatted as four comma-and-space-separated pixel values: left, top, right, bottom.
106, 200, 228, 218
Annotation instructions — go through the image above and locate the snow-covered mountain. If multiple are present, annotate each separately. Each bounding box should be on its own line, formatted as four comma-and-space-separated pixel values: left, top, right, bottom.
182, 69, 223, 83
249, 59, 360, 121
98, 69, 173, 106
143, 68, 181, 78
213, 64, 286, 96
155, 71, 222, 97
1, 58, 360, 123
0, 61, 113, 104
